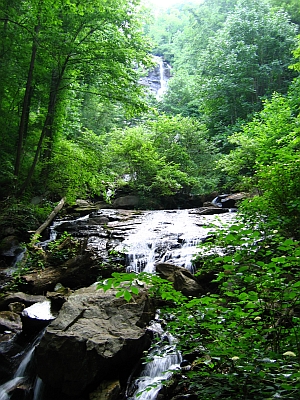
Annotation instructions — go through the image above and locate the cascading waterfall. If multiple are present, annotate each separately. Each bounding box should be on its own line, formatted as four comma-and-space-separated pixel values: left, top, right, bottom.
123, 210, 209, 273
156, 58, 170, 100
0, 330, 45, 400
123, 210, 219, 399
0, 208, 235, 399
126, 312, 182, 400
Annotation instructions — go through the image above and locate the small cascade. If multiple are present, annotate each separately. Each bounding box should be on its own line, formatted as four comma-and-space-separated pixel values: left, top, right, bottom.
123, 210, 208, 274
0, 330, 45, 400
127, 313, 182, 400
32, 377, 44, 400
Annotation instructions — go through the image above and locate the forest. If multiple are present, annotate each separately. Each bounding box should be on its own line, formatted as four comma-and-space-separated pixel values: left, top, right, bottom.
0, 0, 300, 398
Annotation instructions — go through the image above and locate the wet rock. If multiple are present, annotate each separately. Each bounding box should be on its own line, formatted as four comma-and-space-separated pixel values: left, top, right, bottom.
0, 311, 22, 333
46, 284, 72, 312
21, 253, 100, 294
189, 207, 229, 215
155, 263, 204, 297
88, 217, 110, 225
211, 193, 247, 208
36, 285, 155, 397
89, 380, 121, 400
0, 331, 18, 354
8, 303, 25, 314
0, 236, 23, 257
0, 293, 47, 311
0, 236, 25, 268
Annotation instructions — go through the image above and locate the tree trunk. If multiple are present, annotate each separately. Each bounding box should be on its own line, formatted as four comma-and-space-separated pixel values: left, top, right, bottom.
14, 24, 40, 177
31, 197, 65, 242
17, 69, 60, 197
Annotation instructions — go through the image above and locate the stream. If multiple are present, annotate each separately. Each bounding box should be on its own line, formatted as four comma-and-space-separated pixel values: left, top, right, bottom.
0, 208, 235, 399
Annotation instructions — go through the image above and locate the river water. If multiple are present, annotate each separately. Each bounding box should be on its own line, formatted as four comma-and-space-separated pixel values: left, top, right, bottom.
1, 208, 235, 399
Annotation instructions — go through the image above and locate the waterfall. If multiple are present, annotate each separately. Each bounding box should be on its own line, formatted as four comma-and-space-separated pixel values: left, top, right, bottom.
156, 57, 170, 100
123, 210, 209, 273
0, 330, 45, 400
124, 210, 209, 399
139, 55, 171, 100
127, 313, 182, 400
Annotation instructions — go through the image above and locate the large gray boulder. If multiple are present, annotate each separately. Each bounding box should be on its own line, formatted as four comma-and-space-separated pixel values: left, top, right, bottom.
36, 284, 155, 397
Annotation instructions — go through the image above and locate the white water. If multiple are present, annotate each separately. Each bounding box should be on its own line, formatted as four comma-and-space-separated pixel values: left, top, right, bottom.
22, 300, 55, 321
124, 210, 235, 399
0, 330, 45, 400
156, 58, 170, 100
127, 317, 182, 400
33, 377, 44, 400
123, 209, 234, 274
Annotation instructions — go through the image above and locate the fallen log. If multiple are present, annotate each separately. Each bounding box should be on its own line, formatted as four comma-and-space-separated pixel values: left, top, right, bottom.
32, 197, 65, 242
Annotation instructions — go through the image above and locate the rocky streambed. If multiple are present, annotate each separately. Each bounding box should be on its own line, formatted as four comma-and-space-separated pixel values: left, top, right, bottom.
0, 207, 235, 400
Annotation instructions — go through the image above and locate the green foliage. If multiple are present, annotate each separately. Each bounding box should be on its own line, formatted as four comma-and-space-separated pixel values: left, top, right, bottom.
146, 3, 191, 64
217, 92, 299, 188
102, 114, 218, 201
0, 199, 53, 239
0, 0, 153, 200
216, 82, 300, 237
161, 0, 297, 138
45, 131, 109, 202
97, 271, 187, 303
46, 232, 80, 263
164, 221, 300, 399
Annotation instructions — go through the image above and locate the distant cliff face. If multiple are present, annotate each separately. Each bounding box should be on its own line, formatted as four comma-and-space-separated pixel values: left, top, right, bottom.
139, 55, 171, 99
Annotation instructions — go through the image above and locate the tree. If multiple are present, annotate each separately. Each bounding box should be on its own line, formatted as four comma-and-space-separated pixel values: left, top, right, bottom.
0, 0, 152, 199
270, 0, 300, 25
162, 0, 297, 138
150, 115, 219, 193
103, 126, 191, 201
195, 0, 297, 134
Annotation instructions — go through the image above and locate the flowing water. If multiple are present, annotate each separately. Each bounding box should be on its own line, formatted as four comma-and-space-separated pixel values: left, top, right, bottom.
0, 330, 45, 400
156, 57, 171, 100
0, 208, 234, 399
120, 209, 234, 273
121, 209, 235, 399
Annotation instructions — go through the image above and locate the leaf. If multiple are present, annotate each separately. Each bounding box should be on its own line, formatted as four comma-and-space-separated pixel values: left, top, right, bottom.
131, 286, 139, 295
124, 290, 132, 302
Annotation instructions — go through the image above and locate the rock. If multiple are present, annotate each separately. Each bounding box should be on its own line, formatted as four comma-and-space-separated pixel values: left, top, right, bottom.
0, 292, 47, 311
187, 207, 230, 215
211, 193, 247, 208
76, 199, 95, 207
21, 253, 100, 294
112, 196, 139, 209
0, 311, 22, 333
155, 263, 204, 297
89, 380, 121, 400
0, 236, 25, 269
0, 236, 21, 256
36, 285, 155, 397
8, 302, 25, 314
88, 217, 110, 225
46, 285, 72, 312
0, 331, 18, 353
